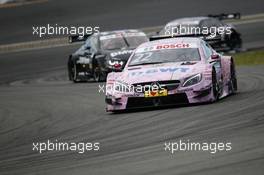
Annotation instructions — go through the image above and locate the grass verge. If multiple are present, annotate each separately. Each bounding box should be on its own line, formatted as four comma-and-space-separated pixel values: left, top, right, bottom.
231, 49, 264, 65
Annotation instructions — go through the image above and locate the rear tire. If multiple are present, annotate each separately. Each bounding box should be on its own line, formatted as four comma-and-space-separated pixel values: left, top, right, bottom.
229, 33, 242, 52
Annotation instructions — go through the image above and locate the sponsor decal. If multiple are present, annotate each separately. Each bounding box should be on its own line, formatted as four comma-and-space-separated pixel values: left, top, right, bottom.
156, 43, 190, 49
144, 89, 168, 97
77, 57, 91, 64
129, 67, 190, 77
111, 50, 133, 57
136, 43, 196, 53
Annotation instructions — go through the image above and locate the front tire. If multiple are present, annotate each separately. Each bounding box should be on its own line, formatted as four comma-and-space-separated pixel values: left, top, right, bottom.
92, 62, 106, 82
230, 60, 238, 94
212, 69, 220, 102
68, 57, 74, 81
72, 63, 79, 83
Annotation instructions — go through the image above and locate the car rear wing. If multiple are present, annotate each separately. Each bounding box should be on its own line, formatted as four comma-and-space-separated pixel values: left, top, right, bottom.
68, 34, 92, 43
149, 34, 221, 43
208, 13, 241, 20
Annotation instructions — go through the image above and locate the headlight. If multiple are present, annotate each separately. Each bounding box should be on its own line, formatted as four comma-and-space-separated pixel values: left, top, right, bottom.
182, 73, 202, 87
108, 60, 116, 66
114, 81, 133, 93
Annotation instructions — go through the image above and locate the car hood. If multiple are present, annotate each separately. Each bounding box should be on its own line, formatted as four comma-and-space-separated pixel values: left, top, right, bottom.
117, 62, 206, 84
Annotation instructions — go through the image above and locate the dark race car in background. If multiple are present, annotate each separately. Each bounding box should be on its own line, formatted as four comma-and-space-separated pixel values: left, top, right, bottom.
157, 13, 242, 52
68, 30, 149, 82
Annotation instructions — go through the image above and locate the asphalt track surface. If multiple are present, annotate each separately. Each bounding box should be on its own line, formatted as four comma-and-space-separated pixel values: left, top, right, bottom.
0, 53, 264, 174
0, 0, 264, 174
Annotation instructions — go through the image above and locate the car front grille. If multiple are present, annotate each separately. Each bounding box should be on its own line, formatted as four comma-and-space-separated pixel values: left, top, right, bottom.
126, 93, 188, 109
132, 80, 180, 92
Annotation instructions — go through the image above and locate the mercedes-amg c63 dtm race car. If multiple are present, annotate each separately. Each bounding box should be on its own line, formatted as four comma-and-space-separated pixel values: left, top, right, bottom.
68, 30, 149, 82
105, 37, 237, 112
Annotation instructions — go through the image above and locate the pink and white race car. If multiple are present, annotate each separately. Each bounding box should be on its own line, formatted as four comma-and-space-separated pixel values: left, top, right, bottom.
105, 37, 237, 112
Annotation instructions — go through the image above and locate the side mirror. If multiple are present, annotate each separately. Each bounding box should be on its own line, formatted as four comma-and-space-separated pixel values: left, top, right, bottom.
211, 54, 220, 59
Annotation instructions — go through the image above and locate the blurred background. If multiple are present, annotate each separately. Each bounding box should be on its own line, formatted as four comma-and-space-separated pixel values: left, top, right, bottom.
0, 0, 264, 44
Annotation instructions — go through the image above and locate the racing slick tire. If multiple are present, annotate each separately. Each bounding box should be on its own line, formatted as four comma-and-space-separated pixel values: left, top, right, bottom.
68, 57, 74, 81
228, 33, 242, 52
72, 63, 79, 83
93, 62, 106, 82
212, 68, 220, 102
230, 60, 238, 94
67, 57, 79, 83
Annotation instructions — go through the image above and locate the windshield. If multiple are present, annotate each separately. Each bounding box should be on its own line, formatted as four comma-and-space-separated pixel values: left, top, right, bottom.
100, 37, 127, 50
125, 36, 148, 48
100, 33, 148, 50
128, 48, 200, 66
